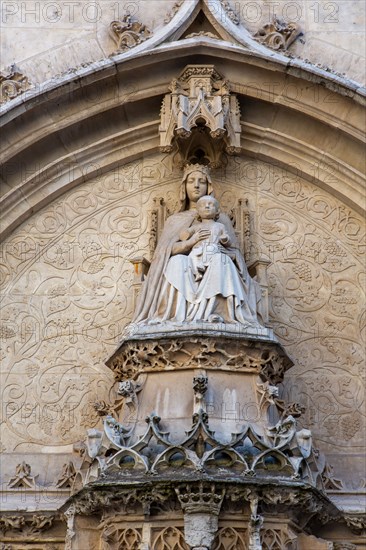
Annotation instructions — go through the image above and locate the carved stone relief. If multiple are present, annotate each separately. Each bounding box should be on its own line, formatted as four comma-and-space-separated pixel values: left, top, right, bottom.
160, 66, 241, 163
0, 67, 31, 104
110, 13, 152, 54
219, 0, 240, 25
56, 462, 76, 489
254, 17, 302, 51
107, 337, 291, 383
0, 154, 364, 493
0, 156, 177, 451
213, 527, 248, 550
100, 525, 142, 549
164, 1, 184, 24
8, 462, 36, 489
153, 527, 188, 550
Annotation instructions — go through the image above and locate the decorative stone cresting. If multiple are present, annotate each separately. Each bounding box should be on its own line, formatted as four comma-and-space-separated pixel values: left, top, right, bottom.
254, 16, 302, 50
110, 12, 152, 54
0, 67, 31, 104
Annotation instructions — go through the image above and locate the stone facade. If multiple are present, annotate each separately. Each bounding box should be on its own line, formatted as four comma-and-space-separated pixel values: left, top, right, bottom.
0, 1, 365, 548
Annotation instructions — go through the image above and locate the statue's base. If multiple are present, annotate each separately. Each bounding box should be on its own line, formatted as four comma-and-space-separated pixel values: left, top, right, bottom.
122, 319, 276, 343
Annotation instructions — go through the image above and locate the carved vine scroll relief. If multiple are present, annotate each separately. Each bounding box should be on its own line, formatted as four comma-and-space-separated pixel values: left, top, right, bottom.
0, 154, 364, 491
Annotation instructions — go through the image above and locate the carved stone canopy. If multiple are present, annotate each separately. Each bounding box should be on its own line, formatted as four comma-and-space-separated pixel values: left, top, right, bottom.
160, 65, 241, 166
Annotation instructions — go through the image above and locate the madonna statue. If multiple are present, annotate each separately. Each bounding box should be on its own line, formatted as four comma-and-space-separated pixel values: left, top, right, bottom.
132, 164, 263, 327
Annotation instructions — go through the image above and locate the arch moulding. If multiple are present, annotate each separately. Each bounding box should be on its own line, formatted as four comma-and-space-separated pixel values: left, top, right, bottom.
0, 39, 365, 241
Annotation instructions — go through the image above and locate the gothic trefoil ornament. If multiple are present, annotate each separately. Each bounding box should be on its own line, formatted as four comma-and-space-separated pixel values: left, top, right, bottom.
254, 16, 302, 51
110, 11, 152, 54
160, 65, 242, 156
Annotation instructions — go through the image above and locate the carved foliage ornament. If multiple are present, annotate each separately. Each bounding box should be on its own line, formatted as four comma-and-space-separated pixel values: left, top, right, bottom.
107, 337, 292, 384
219, 0, 240, 25
0, 67, 31, 104
0, 514, 56, 534
254, 16, 302, 50
344, 514, 366, 534
110, 12, 152, 54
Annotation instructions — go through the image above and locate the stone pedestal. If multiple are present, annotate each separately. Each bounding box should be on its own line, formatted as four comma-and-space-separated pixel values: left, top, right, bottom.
63, 327, 351, 549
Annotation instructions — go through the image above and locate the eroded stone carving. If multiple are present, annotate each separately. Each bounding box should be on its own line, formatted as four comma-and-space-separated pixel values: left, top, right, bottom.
219, 0, 240, 25
56, 461, 76, 488
254, 17, 302, 50
321, 462, 345, 491
0, 67, 31, 104
164, 0, 184, 24
64, 504, 76, 550
185, 31, 220, 40
110, 12, 152, 53
100, 526, 142, 549
0, 514, 56, 534
176, 483, 225, 549
107, 337, 291, 383
248, 496, 263, 550
213, 527, 248, 550
193, 373, 208, 413
153, 526, 188, 550
344, 514, 366, 534
8, 462, 36, 489
160, 67, 241, 157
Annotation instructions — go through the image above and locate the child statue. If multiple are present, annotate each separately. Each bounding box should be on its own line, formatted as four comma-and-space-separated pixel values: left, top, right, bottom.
179, 195, 231, 282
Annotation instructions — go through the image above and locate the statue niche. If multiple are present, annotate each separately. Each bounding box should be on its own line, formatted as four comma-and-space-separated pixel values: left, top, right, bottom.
129, 164, 266, 336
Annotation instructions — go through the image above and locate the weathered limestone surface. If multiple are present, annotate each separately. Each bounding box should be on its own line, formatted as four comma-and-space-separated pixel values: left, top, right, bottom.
0, 3, 365, 545
1, 0, 365, 85
1, 154, 364, 487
